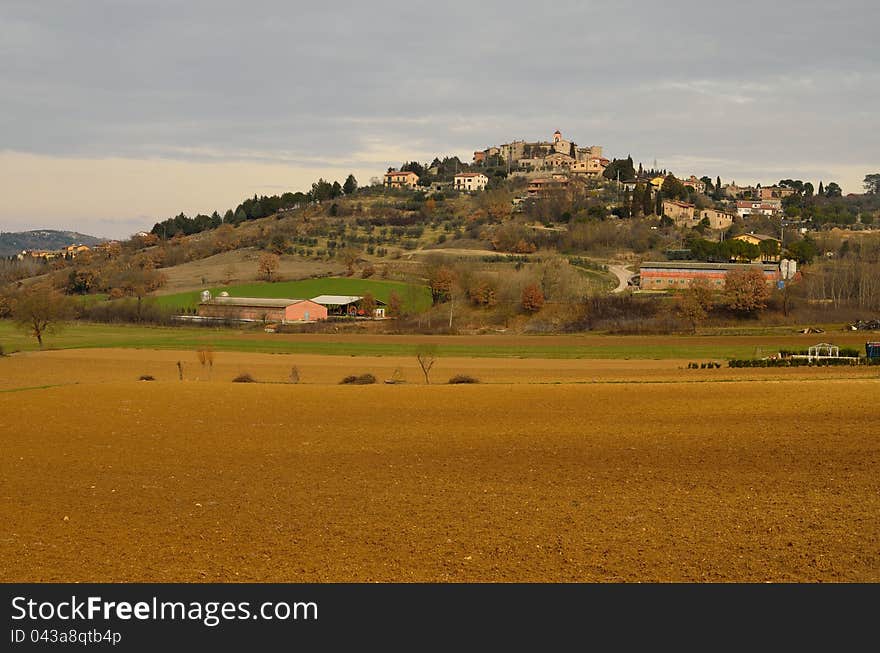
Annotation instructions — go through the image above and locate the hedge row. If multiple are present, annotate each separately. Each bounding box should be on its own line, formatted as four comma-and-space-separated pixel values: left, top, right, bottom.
727, 358, 878, 368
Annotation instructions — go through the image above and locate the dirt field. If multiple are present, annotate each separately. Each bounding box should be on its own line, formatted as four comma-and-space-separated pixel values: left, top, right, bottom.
3, 348, 880, 389
1, 351, 878, 582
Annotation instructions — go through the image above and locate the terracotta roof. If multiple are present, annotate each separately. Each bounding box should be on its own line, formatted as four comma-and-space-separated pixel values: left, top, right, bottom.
454, 172, 487, 178
641, 262, 779, 271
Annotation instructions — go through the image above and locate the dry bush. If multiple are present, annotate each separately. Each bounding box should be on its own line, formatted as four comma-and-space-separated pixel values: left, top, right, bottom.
233, 373, 256, 383
448, 374, 480, 384
385, 368, 405, 384
521, 283, 545, 312
139, 375, 155, 381
289, 366, 300, 384
196, 348, 215, 368
340, 373, 377, 385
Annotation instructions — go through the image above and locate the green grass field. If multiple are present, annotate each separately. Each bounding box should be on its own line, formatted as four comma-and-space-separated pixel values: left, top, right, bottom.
154, 278, 432, 312
0, 320, 866, 360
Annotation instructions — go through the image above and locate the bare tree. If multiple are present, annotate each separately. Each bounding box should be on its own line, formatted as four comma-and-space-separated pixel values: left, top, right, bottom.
676, 279, 715, 333
340, 247, 361, 276
11, 288, 74, 348
196, 348, 214, 379
416, 344, 438, 384
258, 252, 280, 281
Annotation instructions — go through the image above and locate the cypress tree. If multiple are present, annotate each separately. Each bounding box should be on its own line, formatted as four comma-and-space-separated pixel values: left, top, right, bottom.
631, 185, 643, 217
644, 186, 653, 215
818, 181, 824, 196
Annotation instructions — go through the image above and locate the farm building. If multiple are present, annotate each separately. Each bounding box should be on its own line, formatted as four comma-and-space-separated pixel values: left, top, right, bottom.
638, 261, 781, 289
311, 295, 387, 318
197, 295, 328, 323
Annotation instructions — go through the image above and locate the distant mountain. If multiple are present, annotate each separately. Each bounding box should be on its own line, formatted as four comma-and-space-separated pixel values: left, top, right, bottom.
0, 230, 105, 257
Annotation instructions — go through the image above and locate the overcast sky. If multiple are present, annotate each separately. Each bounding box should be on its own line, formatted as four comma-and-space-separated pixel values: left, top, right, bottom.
1, 0, 878, 238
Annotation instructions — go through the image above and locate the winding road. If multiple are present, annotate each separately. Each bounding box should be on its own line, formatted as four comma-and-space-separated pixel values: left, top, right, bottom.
608, 264, 635, 293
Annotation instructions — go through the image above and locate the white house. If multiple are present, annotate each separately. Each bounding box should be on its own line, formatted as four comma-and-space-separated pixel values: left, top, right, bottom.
453, 172, 489, 192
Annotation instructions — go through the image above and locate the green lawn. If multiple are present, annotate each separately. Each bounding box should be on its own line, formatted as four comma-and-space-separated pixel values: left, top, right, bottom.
0, 320, 854, 360
154, 278, 432, 312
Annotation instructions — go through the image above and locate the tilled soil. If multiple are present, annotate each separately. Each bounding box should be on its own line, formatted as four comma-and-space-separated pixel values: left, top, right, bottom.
1, 377, 877, 582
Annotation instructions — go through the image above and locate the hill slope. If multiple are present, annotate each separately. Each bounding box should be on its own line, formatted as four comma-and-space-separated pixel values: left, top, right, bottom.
0, 229, 104, 256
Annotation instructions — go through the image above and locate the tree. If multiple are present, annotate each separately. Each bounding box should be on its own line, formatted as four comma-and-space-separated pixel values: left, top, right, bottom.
213, 223, 238, 252
360, 292, 376, 318
642, 185, 653, 216
111, 265, 167, 321
630, 184, 644, 217
676, 279, 714, 333
521, 283, 545, 312
824, 182, 842, 198
603, 157, 636, 182
387, 291, 403, 318
714, 176, 723, 200
661, 175, 688, 201
339, 247, 361, 276
696, 176, 711, 194
864, 173, 880, 195
429, 266, 456, 304
12, 288, 74, 348
415, 344, 438, 384
258, 252, 280, 281
723, 268, 770, 314
803, 182, 814, 197
65, 269, 96, 295
221, 262, 237, 285
786, 238, 818, 264
343, 174, 358, 195
817, 181, 824, 196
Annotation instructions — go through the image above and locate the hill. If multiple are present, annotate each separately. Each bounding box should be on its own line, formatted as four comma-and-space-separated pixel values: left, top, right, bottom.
0, 229, 104, 257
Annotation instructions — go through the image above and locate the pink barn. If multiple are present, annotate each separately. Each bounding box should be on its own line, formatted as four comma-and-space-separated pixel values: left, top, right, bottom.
197, 296, 327, 323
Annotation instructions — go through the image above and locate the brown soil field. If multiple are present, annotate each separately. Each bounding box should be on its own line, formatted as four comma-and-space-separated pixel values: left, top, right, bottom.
2, 348, 879, 389
1, 368, 878, 582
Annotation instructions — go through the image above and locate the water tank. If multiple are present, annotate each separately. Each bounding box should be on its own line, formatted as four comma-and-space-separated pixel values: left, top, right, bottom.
200, 290, 211, 302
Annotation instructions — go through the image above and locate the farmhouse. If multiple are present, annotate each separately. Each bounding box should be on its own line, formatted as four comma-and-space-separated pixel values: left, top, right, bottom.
698, 208, 735, 230
453, 172, 489, 192
384, 170, 420, 189
736, 199, 782, 217
197, 295, 328, 323
527, 176, 570, 197
639, 261, 781, 289
311, 295, 387, 318
662, 199, 695, 224
732, 233, 782, 262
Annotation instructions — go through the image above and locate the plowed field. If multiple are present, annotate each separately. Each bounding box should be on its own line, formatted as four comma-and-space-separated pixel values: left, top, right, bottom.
1, 351, 878, 582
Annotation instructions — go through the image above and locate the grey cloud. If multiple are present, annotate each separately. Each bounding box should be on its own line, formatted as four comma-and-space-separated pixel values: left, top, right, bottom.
1, 0, 878, 185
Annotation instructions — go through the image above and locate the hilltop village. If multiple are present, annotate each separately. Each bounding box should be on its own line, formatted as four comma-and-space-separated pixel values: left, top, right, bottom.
2, 129, 879, 337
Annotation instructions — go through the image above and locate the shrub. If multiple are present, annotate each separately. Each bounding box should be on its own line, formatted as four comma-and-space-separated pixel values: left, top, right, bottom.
289, 366, 300, 384
340, 373, 377, 385
448, 374, 480, 384
139, 374, 155, 381
233, 373, 256, 383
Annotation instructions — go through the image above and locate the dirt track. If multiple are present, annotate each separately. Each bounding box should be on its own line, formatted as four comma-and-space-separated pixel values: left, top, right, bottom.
2, 370, 878, 582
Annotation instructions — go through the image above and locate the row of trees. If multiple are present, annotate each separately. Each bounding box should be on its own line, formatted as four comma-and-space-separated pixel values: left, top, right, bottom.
150, 174, 359, 238
676, 269, 772, 332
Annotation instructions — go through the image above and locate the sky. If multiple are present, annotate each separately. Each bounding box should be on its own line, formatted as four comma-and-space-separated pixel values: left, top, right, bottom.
1, 0, 878, 238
